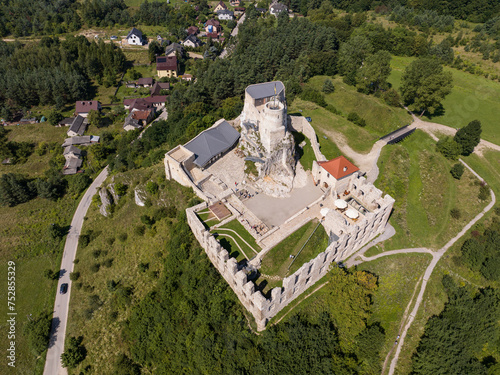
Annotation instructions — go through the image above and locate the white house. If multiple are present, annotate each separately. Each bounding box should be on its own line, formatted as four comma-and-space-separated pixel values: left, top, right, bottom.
183, 35, 202, 48
127, 28, 144, 46
217, 10, 234, 21
269, 1, 288, 17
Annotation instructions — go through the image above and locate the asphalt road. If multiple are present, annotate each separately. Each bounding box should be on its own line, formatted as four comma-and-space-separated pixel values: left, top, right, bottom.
43, 167, 109, 375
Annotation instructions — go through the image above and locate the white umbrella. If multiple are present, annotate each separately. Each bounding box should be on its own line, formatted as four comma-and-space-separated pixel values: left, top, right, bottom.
345, 208, 359, 219
320, 208, 330, 217
334, 199, 347, 209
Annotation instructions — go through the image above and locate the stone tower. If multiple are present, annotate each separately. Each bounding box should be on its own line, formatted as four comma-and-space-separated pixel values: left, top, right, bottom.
259, 99, 286, 154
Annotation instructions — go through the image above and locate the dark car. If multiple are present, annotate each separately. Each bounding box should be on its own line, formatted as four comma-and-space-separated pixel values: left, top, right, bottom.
305, 117, 312, 122
60, 283, 68, 294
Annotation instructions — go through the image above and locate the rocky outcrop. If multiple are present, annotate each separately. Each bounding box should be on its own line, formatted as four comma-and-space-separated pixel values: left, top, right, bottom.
108, 183, 119, 203
134, 187, 146, 206
99, 188, 112, 216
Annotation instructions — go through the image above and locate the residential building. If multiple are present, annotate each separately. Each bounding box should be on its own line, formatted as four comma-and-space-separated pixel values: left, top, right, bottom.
63, 145, 82, 159
156, 55, 178, 78
63, 157, 83, 175
67, 115, 87, 137
75, 101, 101, 118
127, 27, 144, 45
137, 77, 154, 87
144, 96, 167, 109
150, 82, 170, 95
123, 98, 155, 112
312, 156, 360, 192
183, 35, 202, 48
62, 136, 99, 147
187, 26, 200, 35
213, 1, 227, 13
217, 10, 234, 20
179, 74, 193, 81
205, 19, 221, 34
165, 42, 184, 57
229, 0, 241, 6
269, 2, 288, 16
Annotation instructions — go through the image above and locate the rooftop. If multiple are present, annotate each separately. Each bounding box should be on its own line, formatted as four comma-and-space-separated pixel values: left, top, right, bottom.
318, 156, 359, 180
137, 77, 154, 86
68, 115, 87, 136
127, 27, 142, 39
184, 120, 240, 168
245, 81, 285, 100
157, 55, 177, 71
75, 101, 99, 114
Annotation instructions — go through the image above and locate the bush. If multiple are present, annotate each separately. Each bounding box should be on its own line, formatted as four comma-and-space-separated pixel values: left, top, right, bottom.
382, 88, 401, 107
138, 262, 149, 272
114, 182, 127, 196
90, 263, 100, 273
103, 258, 113, 268
73, 258, 79, 264
118, 233, 128, 242
436, 137, 462, 160
69, 272, 80, 281
141, 215, 155, 228
347, 112, 366, 127
146, 181, 159, 195
479, 184, 489, 200
322, 79, 335, 94
61, 336, 87, 368
299, 87, 328, 107
134, 225, 146, 236
450, 163, 465, 179
24, 314, 51, 355
43, 269, 59, 280
450, 208, 461, 219
92, 249, 102, 259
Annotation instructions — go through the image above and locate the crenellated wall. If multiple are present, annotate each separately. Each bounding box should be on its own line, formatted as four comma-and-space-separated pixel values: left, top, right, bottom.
288, 116, 326, 163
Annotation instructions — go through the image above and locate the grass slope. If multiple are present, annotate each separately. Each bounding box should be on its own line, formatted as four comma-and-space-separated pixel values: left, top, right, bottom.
389, 55, 500, 145
375, 130, 488, 250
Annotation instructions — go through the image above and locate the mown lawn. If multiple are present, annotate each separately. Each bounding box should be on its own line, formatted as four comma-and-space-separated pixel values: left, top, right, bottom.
307, 75, 412, 135
389, 55, 500, 145
375, 130, 489, 250
292, 131, 316, 171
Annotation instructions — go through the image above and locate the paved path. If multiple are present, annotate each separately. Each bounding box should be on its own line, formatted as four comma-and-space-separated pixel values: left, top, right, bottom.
345, 224, 396, 267
44, 167, 109, 375
220, 14, 245, 58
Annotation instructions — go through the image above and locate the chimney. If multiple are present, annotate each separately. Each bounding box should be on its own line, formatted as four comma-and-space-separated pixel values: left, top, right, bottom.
343, 167, 347, 172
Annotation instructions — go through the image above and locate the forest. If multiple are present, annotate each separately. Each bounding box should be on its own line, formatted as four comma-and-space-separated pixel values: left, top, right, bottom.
0, 36, 126, 119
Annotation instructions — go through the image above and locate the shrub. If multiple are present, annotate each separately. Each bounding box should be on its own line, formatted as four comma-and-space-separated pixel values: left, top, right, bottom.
61, 336, 86, 368
75, 282, 83, 290
141, 215, 155, 228
103, 258, 113, 268
479, 185, 489, 200
322, 79, 335, 94
454, 119, 482, 156
43, 269, 58, 280
106, 237, 115, 246
382, 88, 401, 107
69, 272, 80, 281
90, 263, 100, 273
114, 182, 127, 196
299, 87, 328, 107
107, 280, 118, 291
436, 137, 462, 160
347, 112, 366, 127
134, 225, 146, 236
146, 181, 159, 195
24, 314, 51, 355
73, 258, 79, 264
450, 208, 461, 219
118, 233, 128, 242
92, 249, 102, 259
450, 163, 465, 179
138, 262, 149, 272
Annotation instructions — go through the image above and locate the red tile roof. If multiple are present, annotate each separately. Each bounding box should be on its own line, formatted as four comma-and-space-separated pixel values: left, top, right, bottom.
132, 110, 152, 120
206, 32, 219, 39
144, 95, 167, 104
156, 55, 177, 71
318, 156, 359, 180
187, 26, 199, 35
206, 19, 220, 27
137, 77, 154, 86
75, 101, 100, 113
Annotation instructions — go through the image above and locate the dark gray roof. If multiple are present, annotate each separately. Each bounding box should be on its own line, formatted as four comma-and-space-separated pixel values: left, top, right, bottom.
65, 157, 83, 169
184, 35, 201, 45
217, 10, 234, 15
270, 2, 288, 11
63, 145, 82, 156
127, 27, 143, 39
68, 115, 87, 136
62, 136, 92, 147
184, 121, 240, 168
245, 81, 285, 100
59, 117, 74, 126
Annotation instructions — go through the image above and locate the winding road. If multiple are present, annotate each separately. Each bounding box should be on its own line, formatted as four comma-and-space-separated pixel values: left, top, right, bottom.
43, 167, 109, 375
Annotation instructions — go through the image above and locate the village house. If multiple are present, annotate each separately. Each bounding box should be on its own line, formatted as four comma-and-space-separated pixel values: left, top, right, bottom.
75, 101, 101, 118
123, 98, 155, 112
187, 26, 200, 35
234, 7, 246, 15
132, 109, 155, 124
269, 1, 288, 16
67, 115, 87, 137
229, 0, 240, 6
62, 135, 99, 147
165, 42, 184, 57
179, 74, 193, 81
312, 156, 360, 192
156, 55, 178, 78
63, 156, 83, 175
127, 27, 145, 45
137, 77, 154, 87
123, 114, 142, 131
183, 35, 202, 48
217, 10, 234, 20
150, 82, 170, 96
63, 145, 82, 159
213, 1, 227, 13
144, 96, 167, 109
205, 19, 222, 34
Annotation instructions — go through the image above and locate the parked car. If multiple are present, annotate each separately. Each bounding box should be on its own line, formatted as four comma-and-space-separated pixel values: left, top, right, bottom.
110, 36, 118, 40
305, 117, 312, 122
60, 283, 68, 294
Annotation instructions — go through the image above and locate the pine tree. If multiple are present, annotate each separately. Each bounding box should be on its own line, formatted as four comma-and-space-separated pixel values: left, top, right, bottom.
454, 120, 482, 156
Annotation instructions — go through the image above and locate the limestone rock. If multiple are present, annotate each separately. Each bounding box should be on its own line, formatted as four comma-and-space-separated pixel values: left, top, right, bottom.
134, 187, 146, 206
108, 183, 119, 203
99, 188, 112, 217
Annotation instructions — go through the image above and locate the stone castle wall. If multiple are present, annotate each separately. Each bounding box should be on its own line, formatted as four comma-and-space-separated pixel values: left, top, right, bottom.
288, 116, 326, 162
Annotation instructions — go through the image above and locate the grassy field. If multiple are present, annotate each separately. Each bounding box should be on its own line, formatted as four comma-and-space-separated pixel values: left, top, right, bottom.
375, 130, 489, 250
292, 132, 316, 171
210, 219, 261, 262
307, 75, 412, 135
65, 163, 196, 375
389, 55, 500, 145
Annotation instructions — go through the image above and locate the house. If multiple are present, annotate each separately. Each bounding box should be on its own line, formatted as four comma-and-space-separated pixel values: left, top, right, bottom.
206, 32, 220, 40
183, 35, 202, 48
67, 116, 87, 137
165, 42, 184, 57
137, 77, 154, 87
144, 96, 167, 109
127, 27, 144, 45
132, 109, 155, 124
187, 26, 200, 35
213, 1, 227, 13
123, 98, 155, 112
123, 114, 142, 132
234, 7, 246, 15
229, 0, 240, 6
217, 10, 234, 20
255, 7, 267, 14
156, 55, 178, 78
126, 82, 137, 88
62, 136, 99, 147
63, 145, 82, 159
312, 156, 359, 192
58, 118, 74, 127
269, 2, 288, 16
75, 101, 101, 118
179, 74, 193, 81
150, 82, 170, 95
205, 19, 221, 34
62, 157, 83, 175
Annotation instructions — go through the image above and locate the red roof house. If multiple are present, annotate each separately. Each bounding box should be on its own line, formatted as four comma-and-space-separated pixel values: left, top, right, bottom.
317, 156, 359, 180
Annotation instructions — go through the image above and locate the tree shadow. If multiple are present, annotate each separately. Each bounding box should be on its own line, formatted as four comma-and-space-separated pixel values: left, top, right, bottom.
424, 103, 446, 119
47, 317, 60, 349
58, 269, 67, 279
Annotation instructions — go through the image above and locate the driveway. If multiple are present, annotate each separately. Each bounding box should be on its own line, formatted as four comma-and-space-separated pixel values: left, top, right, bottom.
44, 167, 109, 375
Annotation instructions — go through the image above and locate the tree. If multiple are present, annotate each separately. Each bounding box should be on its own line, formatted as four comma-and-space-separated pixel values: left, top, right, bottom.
400, 57, 453, 115
148, 41, 164, 63
337, 35, 373, 85
436, 137, 462, 160
454, 120, 482, 156
87, 109, 102, 128
356, 50, 392, 94
24, 314, 51, 355
322, 79, 335, 93
47, 110, 64, 126
450, 163, 465, 179
0, 173, 35, 206
67, 173, 91, 196
61, 336, 87, 368
146, 181, 159, 195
